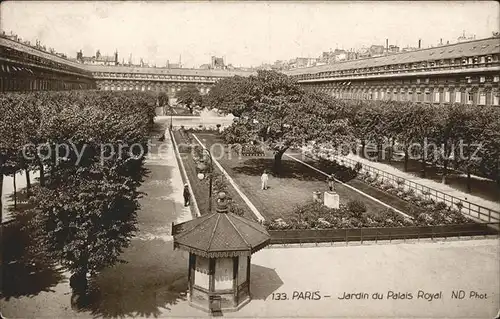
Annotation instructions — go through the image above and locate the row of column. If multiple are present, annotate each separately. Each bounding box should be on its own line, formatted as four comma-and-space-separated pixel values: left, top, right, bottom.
98, 81, 211, 94
0, 75, 94, 92
312, 86, 500, 106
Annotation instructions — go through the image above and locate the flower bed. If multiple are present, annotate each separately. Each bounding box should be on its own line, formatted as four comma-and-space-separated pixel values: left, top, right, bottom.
264, 196, 473, 231
175, 130, 250, 218
356, 171, 473, 223
304, 153, 475, 227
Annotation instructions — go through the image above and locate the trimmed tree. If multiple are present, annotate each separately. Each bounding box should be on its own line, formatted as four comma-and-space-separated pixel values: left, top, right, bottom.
208, 70, 354, 174
175, 85, 202, 113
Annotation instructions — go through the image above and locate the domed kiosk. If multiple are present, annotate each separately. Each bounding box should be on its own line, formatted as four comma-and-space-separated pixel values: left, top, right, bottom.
172, 192, 270, 314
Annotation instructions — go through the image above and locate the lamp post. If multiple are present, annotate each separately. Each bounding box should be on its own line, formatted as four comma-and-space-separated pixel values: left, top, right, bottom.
197, 148, 214, 213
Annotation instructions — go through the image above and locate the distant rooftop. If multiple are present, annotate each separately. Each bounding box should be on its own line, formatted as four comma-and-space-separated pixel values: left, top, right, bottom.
285, 37, 500, 76
86, 64, 256, 77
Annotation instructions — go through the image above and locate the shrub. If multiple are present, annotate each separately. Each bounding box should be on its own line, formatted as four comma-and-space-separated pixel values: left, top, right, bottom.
178, 144, 192, 153
354, 162, 363, 172
396, 178, 405, 188
346, 200, 367, 217
433, 201, 448, 211
334, 166, 358, 182
229, 204, 245, 217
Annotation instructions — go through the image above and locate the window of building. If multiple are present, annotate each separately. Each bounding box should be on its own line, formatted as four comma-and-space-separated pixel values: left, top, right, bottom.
425, 78, 430, 84
424, 91, 431, 102
493, 93, 499, 106
380, 91, 385, 99
416, 78, 421, 84
417, 91, 423, 102
455, 91, 461, 103
466, 77, 472, 83
480, 76, 486, 83
467, 92, 474, 105
478, 92, 486, 105
434, 91, 440, 103
494, 76, 500, 82
480, 56, 486, 63
445, 91, 450, 103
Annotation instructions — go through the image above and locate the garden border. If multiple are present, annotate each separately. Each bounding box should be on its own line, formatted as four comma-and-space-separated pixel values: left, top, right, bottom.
169, 128, 201, 218
268, 222, 499, 246
191, 133, 266, 222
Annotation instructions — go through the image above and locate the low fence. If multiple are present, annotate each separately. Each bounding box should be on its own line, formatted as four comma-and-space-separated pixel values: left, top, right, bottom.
268, 223, 499, 245
329, 155, 500, 224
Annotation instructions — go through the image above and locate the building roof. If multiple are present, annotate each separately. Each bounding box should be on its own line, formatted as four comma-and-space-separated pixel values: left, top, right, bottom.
285, 37, 500, 76
173, 193, 270, 258
85, 64, 256, 77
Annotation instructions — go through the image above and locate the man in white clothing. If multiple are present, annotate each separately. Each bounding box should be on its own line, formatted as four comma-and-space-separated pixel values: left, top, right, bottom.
261, 170, 269, 190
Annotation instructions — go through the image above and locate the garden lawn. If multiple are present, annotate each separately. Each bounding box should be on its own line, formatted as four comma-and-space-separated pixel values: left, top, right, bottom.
193, 133, 388, 221
172, 130, 256, 221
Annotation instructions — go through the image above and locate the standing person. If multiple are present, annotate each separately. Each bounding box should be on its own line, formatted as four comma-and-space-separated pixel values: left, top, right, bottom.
183, 183, 190, 206
261, 170, 269, 190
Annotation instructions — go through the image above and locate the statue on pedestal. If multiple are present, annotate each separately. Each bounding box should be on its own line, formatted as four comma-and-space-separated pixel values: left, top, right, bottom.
326, 174, 336, 192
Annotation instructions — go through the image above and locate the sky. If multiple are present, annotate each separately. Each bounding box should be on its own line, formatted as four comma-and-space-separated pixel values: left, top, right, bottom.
1, 1, 499, 68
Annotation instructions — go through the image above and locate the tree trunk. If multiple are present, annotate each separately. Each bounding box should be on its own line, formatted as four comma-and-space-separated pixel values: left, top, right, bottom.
442, 159, 448, 184
273, 148, 287, 175
388, 139, 394, 163
360, 141, 366, 158
36, 154, 45, 187
377, 142, 383, 162
13, 173, 17, 210
25, 169, 31, 195
466, 169, 471, 193
70, 268, 89, 307
421, 145, 426, 178
421, 158, 427, 178
404, 149, 409, 172
0, 174, 3, 223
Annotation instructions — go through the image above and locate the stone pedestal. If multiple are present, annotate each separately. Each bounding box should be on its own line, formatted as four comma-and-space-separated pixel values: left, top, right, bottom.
324, 191, 340, 209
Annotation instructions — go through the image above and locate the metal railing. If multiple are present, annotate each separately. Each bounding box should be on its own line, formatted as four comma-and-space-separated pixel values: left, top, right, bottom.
332, 155, 500, 223
268, 223, 499, 246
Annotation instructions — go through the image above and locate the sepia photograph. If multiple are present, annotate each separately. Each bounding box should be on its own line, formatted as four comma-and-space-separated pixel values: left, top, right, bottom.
0, 1, 499, 318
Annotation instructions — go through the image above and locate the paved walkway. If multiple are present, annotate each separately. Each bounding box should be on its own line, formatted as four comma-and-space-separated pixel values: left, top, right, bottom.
0, 127, 193, 318
168, 238, 499, 318
1, 171, 40, 223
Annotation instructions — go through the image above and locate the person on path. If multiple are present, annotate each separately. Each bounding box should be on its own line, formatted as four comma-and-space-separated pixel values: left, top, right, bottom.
183, 184, 190, 206
261, 170, 269, 190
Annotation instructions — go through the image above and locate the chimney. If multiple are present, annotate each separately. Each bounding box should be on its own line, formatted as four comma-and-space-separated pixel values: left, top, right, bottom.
386, 39, 389, 51
418, 39, 421, 49
440, 38, 443, 45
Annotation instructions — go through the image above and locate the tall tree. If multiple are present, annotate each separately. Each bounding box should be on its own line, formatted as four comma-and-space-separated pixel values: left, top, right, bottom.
432, 103, 469, 184
454, 105, 496, 192
175, 85, 202, 113
208, 70, 353, 173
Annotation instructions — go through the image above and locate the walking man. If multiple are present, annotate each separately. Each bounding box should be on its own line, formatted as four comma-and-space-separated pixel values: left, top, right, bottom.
183, 183, 190, 206
261, 170, 269, 190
